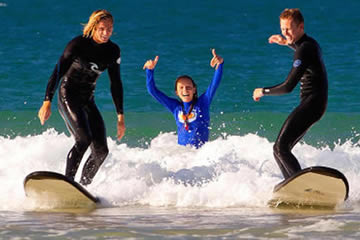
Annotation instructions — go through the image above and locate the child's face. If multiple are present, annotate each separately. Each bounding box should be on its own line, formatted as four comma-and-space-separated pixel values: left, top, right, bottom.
176, 78, 196, 103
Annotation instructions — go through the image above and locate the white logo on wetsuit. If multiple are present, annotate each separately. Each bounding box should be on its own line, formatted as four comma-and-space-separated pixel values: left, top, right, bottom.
178, 109, 197, 124
293, 59, 302, 68
89, 62, 103, 75
116, 57, 121, 65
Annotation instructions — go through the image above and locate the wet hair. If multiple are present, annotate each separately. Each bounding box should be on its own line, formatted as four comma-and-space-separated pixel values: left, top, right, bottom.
174, 75, 198, 100
83, 9, 113, 38
279, 8, 304, 26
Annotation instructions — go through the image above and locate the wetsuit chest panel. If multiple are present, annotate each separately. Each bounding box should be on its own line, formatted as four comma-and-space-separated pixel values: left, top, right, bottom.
65, 36, 118, 84
294, 36, 328, 99
60, 36, 120, 101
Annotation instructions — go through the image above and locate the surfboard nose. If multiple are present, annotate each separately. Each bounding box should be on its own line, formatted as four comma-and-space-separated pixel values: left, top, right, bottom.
24, 171, 99, 210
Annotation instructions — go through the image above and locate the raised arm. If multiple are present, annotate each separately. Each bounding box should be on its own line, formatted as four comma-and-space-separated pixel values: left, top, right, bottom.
268, 34, 288, 45
269, 34, 296, 50
203, 49, 224, 103
143, 56, 179, 113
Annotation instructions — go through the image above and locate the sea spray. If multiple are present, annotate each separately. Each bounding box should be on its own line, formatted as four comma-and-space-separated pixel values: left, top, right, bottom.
0, 129, 359, 211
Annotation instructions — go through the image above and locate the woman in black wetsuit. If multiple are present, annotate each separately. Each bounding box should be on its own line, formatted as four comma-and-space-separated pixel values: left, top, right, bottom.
38, 9, 125, 185
253, 8, 328, 179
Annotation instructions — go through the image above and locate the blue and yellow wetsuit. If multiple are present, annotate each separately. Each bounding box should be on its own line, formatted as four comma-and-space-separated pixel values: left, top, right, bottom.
146, 63, 223, 148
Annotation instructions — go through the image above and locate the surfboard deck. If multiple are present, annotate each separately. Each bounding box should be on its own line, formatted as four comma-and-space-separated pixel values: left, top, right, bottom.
24, 171, 99, 209
268, 166, 349, 209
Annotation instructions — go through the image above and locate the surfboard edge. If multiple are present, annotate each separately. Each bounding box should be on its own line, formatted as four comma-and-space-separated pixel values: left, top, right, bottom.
24, 171, 99, 204
269, 166, 349, 209
273, 166, 349, 201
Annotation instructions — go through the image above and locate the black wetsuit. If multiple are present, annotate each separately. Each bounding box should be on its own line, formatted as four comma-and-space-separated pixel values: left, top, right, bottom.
44, 35, 124, 185
262, 34, 328, 179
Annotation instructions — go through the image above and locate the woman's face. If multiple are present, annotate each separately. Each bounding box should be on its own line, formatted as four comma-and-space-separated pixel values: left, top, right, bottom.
176, 78, 196, 103
93, 18, 113, 44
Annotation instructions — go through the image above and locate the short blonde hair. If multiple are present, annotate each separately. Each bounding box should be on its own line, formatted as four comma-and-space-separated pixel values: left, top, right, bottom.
280, 8, 304, 26
83, 9, 113, 38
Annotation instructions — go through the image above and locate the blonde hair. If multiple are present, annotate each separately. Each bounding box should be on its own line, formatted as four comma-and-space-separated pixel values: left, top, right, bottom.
280, 8, 304, 26
83, 9, 113, 38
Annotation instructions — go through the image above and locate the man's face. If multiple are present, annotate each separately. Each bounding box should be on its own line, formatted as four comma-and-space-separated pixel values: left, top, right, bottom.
280, 18, 304, 44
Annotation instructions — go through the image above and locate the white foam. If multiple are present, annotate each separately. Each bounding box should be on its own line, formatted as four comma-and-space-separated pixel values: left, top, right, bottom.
0, 129, 359, 211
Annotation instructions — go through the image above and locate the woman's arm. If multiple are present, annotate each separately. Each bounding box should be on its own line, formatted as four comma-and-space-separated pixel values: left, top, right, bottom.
203, 49, 224, 104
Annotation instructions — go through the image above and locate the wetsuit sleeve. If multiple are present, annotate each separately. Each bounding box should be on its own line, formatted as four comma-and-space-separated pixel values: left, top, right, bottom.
287, 44, 296, 51
263, 43, 312, 96
108, 49, 124, 114
146, 69, 179, 113
202, 63, 223, 103
43, 38, 78, 102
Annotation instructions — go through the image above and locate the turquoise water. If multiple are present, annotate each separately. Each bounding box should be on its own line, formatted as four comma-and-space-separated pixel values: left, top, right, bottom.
1, 0, 360, 143
1, 0, 360, 239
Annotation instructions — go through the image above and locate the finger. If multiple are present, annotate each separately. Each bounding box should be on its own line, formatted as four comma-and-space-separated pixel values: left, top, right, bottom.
210, 59, 215, 68
153, 56, 159, 67
252, 93, 259, 101
117, 128, 125, 140
212, 48, 216, 57
210, 55, 216, 68
38, 111, 44, 125
45, 112, 51, 121
143, 60, 149, 70
117, 123, 126, 140
268, 36, 277, 43
40, 115, 45, 125
117, 133, 123, 140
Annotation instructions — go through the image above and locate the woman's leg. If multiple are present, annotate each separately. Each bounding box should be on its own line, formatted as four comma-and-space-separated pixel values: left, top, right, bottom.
79, 101, 109, 185
58, 96, 92, 181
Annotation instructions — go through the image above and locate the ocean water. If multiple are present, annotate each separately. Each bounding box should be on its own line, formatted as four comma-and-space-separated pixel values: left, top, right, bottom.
1, 0, 360, 239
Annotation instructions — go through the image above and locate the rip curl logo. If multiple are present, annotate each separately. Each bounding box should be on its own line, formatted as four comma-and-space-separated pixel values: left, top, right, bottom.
89, 62, 103, 75
116, 57, 121, 65
293, 59, 302, 68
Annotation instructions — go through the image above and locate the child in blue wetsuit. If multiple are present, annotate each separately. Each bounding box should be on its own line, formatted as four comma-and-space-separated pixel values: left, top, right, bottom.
143, 49, 224, 148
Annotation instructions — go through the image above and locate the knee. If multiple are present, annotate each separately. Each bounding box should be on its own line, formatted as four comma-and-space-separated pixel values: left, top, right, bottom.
273, 143, 281, 156
273, 141, 290, 159
95, 146, 109, 163
76, 137, 92, 152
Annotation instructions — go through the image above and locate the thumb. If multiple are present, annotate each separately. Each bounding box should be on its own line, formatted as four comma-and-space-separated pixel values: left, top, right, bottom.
212, 48, 216, 57
154, 56, 159, 65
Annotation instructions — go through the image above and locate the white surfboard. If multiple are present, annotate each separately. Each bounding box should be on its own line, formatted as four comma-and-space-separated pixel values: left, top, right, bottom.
24, 171, 99, 209
268, 166, 349, 209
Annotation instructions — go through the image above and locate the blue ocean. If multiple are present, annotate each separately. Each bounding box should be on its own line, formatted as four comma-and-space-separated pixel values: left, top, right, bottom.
1, 0, 360, 239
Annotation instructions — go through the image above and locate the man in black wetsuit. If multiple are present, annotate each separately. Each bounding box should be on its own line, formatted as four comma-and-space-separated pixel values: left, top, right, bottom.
38, 10, 125, 185
253, 8, 328, 179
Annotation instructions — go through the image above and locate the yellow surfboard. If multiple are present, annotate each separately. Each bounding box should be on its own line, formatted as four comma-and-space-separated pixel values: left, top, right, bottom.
24, 171, 99, 209
268, 166, 349, 209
